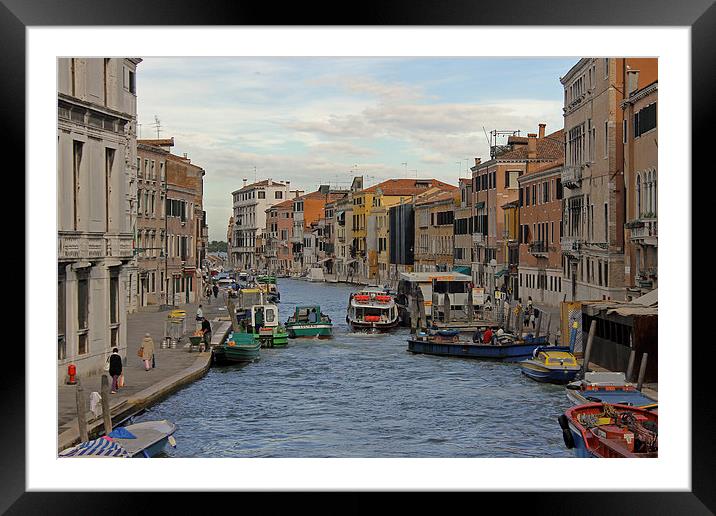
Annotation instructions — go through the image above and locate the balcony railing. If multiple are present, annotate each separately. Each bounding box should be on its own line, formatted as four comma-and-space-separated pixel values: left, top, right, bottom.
561, 164, 583, 188
58, 232, 133, 261
528, 241, 549, 255
628, 217, 657, 246
560, 235, 583, 255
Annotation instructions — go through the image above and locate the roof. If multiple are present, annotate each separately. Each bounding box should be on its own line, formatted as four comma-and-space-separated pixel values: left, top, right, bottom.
414, 189, 458, 207
297, 190, 348, 202
495, 129, 564, 161
233, 179, 286, 194
138, 138, 174, 147
361, 178, 457, 196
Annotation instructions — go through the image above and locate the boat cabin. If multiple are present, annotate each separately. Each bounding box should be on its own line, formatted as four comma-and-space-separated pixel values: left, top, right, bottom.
397, 271, 481, 319
289, 305, 328, 324
235, 304, 279, 333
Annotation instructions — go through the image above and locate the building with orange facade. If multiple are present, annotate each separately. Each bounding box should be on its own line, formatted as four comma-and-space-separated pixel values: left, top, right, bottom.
622, 73, 658, 299
560, 58, 657, 301
413, 187, 460, 272
471, 125, 563, 294
517, 158, 565, 307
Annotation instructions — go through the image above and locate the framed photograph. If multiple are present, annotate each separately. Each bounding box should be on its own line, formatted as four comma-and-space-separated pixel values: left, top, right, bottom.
8, 0, 711, 512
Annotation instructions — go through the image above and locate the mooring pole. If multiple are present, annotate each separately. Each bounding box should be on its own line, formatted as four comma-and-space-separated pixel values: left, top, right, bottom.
581, 319, 597, 375
626, 350, 636, 382
637, 353, 648, 391
100, 374, 113, 435
75, 381, 88, 443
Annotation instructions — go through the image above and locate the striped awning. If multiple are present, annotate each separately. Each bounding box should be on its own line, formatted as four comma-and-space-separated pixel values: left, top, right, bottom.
59, 437, 130, 458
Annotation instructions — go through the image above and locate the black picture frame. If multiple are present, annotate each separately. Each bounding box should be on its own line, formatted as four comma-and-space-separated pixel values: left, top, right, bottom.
5, 0, 711, 512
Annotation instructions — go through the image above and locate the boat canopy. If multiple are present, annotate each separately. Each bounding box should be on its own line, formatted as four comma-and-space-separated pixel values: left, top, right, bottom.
452, 265, 472, 276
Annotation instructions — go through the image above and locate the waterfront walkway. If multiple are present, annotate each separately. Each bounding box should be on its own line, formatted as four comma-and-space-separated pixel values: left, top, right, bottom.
57, 295, 232, 451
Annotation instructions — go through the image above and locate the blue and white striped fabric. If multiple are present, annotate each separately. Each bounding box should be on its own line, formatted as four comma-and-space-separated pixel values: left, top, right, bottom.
59, 438, 130, 458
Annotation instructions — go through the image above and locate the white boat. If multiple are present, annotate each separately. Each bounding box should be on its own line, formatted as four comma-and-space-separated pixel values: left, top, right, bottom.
59, 419, 177, 458
346, 287, 400, 332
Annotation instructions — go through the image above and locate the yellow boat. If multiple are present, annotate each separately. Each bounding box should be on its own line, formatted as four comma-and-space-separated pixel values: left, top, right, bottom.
519, 348, 581, 384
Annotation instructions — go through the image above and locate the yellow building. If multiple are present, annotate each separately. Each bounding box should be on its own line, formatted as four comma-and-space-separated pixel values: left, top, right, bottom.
352, 178, 456, 282
414, 188, 460, 272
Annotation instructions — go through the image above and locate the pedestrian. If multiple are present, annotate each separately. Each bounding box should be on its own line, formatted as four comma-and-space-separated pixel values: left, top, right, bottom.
213, 284, 219, 298
472, 327, 482, 343
482, 327, 494, 345
108, 347, 122, 394
206, 286, 212, 305
201, 317, 212, 351
196, 304, 203, 321
140, 332, 155, 371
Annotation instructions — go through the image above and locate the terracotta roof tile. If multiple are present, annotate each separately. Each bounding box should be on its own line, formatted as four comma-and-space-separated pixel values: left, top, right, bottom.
496, 129, 564, 161
362, 178, 457, 196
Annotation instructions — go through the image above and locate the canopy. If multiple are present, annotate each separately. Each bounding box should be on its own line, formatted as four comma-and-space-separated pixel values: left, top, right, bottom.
494, 268, 508, 278
452, 265, 472, 276
59, 437, 130, 458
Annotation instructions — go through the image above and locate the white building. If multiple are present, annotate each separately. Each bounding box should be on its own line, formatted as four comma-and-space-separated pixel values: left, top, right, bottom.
230, 179, 289, 271
57, 57, 141, 384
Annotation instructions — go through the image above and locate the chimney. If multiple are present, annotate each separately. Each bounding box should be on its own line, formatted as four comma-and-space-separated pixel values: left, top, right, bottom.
474, 157, 481, 166
243, 178, 247, 188
285, 180, 290, 191
538, 124, 546, 139
268, 178, 273, 186
627, 70, 640, 96
527, 133, 537, 159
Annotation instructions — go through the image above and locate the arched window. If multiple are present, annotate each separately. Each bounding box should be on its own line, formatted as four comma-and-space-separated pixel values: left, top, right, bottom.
653, 169, 657, 215
646, 171, 652, 214
636, 174, 641, 217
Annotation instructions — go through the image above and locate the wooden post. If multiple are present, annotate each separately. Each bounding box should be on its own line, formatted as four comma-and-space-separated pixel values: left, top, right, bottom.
505, 302, 512, 333
637, 353, 648, 391
626, 350, 636, 382
467, 288, 474, 323
416, 288, 427, 331
517, 306, 524, 337
75, 381, 88, 443
581, 319, 597, 375
409, 297, 417, 335
432, 291, 439, 324
443, 292, 451, 324
535, 311, 542, 337
227, 297, 239, 332
544, 312, 552, 345
100, 374, 112, 435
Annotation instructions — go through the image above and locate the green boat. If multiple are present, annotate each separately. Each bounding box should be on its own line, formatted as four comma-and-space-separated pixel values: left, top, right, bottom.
245, 303, 289, 348
285, 305, 333, 338
213, 330, 261, 364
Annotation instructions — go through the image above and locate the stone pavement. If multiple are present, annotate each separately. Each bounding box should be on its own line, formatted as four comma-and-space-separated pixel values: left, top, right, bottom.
57, 292, 232, 449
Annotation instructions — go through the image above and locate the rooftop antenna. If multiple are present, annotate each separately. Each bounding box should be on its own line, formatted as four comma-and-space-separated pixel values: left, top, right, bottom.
401, 162, 408, 178
153, 115, 162, 138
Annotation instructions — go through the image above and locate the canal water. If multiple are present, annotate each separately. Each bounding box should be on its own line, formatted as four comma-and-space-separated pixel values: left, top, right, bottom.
136, 278, 573, 457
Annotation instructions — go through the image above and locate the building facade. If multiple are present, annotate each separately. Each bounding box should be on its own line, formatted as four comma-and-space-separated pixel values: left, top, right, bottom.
622, 75, 658, 300
57, 57, 141, 384
559, 58, 657, 301
414, 189, 459, 272
230, 179, 289, 271
518, 160, 566, 306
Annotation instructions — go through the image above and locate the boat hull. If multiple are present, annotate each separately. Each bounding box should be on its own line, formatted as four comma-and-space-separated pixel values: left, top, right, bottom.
407, 338, 550, 362
520, 361, 580, 384
258, 331, 289, 348
349, 319, 400, 333
286, 324, 333, 338
213, 333, 261, 363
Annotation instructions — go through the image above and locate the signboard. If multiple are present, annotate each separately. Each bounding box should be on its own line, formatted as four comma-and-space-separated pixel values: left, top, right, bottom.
472, 287, 485, 305
494, 291, 504, 301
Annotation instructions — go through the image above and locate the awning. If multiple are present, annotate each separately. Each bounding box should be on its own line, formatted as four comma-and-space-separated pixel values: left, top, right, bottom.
474, 201, 485, 210
452, 265, 472, 276
494, 268, 508, 278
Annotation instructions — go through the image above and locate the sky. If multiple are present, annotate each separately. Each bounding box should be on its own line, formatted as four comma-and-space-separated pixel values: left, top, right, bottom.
136, 57, 577, 241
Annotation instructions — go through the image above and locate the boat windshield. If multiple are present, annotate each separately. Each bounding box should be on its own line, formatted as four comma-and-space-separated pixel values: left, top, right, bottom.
433, 281, 470, 294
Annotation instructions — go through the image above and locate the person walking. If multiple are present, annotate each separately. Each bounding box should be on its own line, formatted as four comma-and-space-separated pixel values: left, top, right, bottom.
108, 348, 123, 394
201, 317, 212, 351
196, 304, 204, 321
206, 286, 212, 305
213, 283, 219, 299
140, 332, 155, 371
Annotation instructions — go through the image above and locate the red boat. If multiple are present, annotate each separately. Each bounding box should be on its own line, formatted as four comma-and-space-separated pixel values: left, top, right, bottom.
558, 403, 658, 458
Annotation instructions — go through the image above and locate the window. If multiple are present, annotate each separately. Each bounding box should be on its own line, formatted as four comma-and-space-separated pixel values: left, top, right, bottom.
77, 274, 89, 354
110, 272, 119, 325
58, 273, 66, 360
506, 170, 520, 189
258, 191, 265, 199
604, 58, 609, 79
105, 148, 115, 232
604, 121, 609, 158
275, 191, 283, 199
623, 119, 627, 144
128, 70, 136, 94
634, 103, 657, 138
604, 203, 608, 242
73, 141, 83, 230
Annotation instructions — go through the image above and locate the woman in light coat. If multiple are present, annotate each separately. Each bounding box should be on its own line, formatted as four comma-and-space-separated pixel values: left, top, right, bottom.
141, 332, 155, 371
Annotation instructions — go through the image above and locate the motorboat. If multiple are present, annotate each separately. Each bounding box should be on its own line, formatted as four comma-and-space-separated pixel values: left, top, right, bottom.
346, 287, 399, 332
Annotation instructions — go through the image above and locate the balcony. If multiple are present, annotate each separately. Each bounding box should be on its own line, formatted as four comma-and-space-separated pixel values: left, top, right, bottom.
561, 164, 584, 188
528, 241, 549, 256
58, 232, 134, 261
560, 236, 583, 255
627, 217, 657, 246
